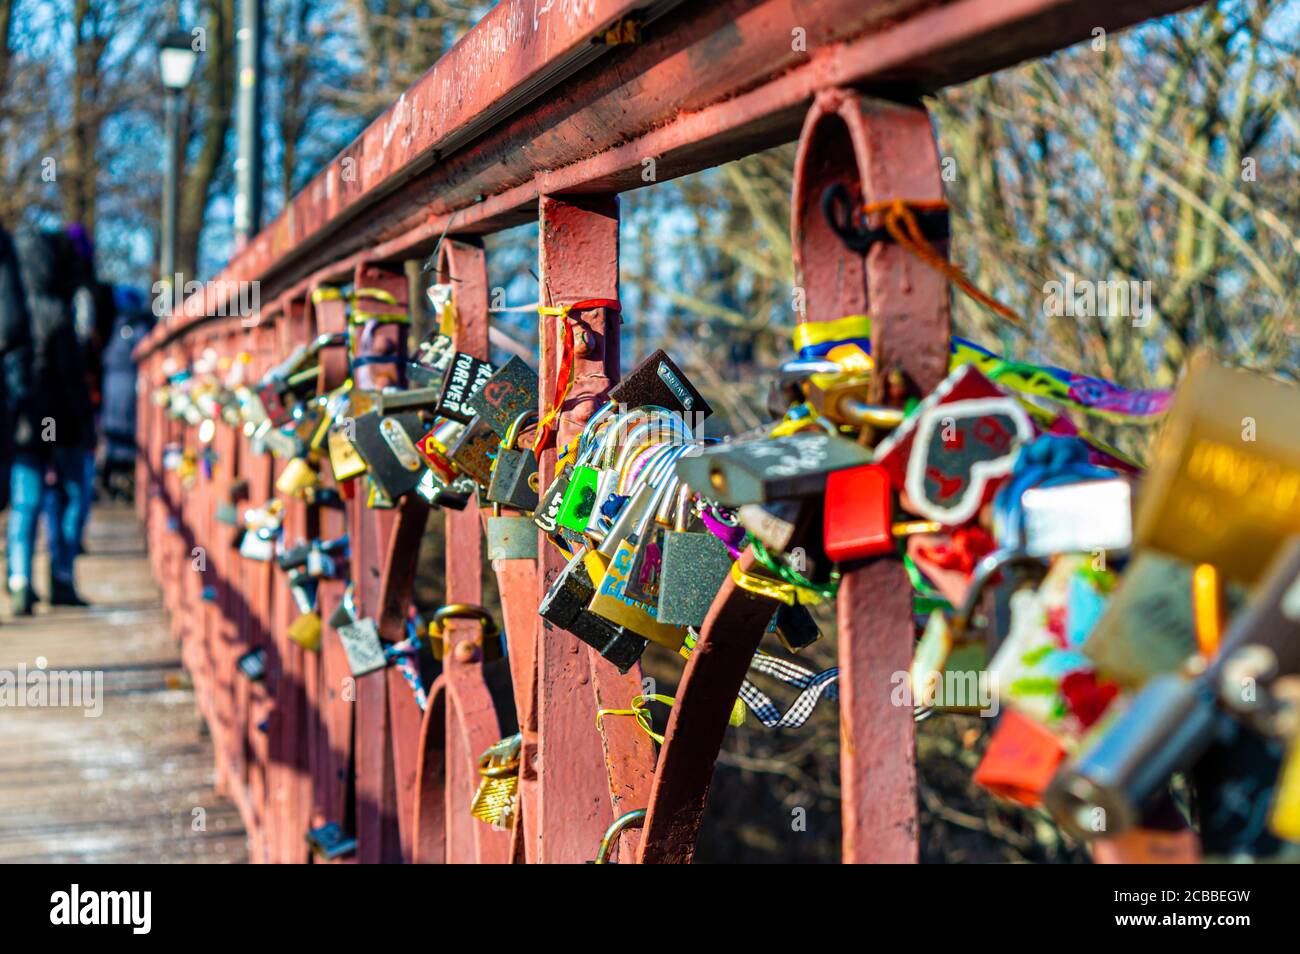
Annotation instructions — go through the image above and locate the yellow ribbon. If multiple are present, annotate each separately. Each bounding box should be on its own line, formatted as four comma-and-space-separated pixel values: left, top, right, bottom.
729, 562, 824, 606
597, 693, 745, 745
791, 314, 872, 353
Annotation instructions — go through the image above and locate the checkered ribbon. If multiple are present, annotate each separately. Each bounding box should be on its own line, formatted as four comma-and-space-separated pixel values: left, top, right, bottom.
386, 624, 426, 710
739, 654, 839, 729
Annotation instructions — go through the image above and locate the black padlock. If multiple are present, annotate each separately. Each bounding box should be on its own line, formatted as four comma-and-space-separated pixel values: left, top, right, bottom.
609, 349, 713, 428
351, 410, 427, 499
435, 351, 495, 423
539, 549, 648, 673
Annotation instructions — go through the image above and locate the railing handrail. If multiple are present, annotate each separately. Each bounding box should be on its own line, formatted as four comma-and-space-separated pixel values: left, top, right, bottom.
136, 0, 1196, 358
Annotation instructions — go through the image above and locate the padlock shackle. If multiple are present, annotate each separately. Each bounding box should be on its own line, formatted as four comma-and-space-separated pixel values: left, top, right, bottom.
949, 548, 1048, 635
431, 602, 498, 636
593, 808, 647, 864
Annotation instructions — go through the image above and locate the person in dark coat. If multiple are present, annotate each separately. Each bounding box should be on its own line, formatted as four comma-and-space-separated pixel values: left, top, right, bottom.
99, 286, 152, 499
0, 227, 32, 515
5, 229, 95, 613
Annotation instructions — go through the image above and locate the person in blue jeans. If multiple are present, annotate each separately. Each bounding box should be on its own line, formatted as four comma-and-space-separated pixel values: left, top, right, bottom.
5, 230, 95, 614
10, 448, 89, 609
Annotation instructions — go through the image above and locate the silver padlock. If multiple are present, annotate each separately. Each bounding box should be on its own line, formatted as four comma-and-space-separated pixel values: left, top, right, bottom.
486, 503, 539, 560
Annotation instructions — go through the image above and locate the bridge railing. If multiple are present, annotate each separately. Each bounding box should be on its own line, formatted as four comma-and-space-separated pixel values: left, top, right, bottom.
135, 0, 1198, 863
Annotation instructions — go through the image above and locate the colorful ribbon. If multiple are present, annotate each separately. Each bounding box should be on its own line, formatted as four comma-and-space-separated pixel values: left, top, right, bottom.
795, 314, 1171, 423
533, 299, 621, 458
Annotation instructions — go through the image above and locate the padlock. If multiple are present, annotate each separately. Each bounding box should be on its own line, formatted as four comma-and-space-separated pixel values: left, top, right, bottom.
415, 418, 463, 482
1047, 536, 1300, 839
533, 464, 573, 535
306, 822, 356, 860
275, 456, 320, 498
823, 462, 942, 564
737, 500, 805, 555
435, 351, 496, 422
428, 603, 503, 661
336, 616, 387, 677
803, 371, 906, 433
327, 426, 368, 481
239, 529, 277, 562
446, 415, 501, 487
608, 348, 713, 427
287, 611, 323, 652
972, 708, 1067, 808
350, 286, 408, 392
1272, 735, 1300, 843
1134, 350, 1300, 583
676, 431, 872, 507
656, 488, 734, 628
237, 647, 268, 682
587, 506, 690, 652
350, 410, 427, 499
873, 364, 1035, 525
486, 410, 540, 513
767, 602, 822, 653
1193, 720, 1291, 860
1082, 551, 1201, 688
555, 464, 600, 533
486, 503, 539, 560
465, 356, 540, 438
469, 733, 522, 830
909, 609, 991, 715
538, 549, 648, 672
374, 386, 444, 416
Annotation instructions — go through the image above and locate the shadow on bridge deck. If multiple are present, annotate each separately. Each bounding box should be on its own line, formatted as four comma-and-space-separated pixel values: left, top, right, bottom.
0, 502, 245, 863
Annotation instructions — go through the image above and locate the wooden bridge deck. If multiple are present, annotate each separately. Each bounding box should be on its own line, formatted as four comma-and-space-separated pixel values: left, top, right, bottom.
0, 502, 245, 863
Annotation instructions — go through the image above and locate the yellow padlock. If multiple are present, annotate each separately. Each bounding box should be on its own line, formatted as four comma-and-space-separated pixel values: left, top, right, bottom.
287, 611, 322, 652
276, 456, 320, 498
1271, 735, 1300, 843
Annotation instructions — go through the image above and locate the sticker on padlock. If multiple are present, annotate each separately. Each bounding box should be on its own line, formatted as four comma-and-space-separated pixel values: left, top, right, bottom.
872, 364, 1035, 525
351, 411, 427, 499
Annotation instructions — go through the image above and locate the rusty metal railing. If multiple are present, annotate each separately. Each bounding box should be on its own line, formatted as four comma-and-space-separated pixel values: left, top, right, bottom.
135, 0, 1199, 863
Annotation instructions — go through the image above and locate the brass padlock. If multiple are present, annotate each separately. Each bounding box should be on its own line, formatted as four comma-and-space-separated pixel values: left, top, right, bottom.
486, 410, 540, 513
469, 733, 522, 830
287, 611, 323, 652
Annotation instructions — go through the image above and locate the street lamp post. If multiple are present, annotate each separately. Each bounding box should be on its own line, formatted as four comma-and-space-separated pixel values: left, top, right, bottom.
159, 29, 197, 288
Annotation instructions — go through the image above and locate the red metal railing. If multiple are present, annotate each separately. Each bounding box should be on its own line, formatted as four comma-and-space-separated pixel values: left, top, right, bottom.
136, 0, 1199, 863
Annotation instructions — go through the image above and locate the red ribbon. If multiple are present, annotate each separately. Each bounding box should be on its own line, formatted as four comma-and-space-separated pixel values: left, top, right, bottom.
533, 299, 621, 458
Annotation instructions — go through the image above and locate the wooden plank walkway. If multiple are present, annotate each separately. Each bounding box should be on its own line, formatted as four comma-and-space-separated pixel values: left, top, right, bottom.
0, 501, 246, 863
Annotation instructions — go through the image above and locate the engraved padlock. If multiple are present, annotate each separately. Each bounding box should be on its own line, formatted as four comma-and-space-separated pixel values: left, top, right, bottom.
486, 410, 540, 513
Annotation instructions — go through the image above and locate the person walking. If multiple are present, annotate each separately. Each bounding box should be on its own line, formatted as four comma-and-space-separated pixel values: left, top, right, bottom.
5, 229, 95, 614
0, 226, 32, 519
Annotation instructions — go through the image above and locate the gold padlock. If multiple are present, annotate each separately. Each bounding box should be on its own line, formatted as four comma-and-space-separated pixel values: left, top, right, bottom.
328, 428, 367, 481
1134, 350, 1300, 583
469, 734, 522, 830
276, 456, 320, 498
287, 611, 322, 652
